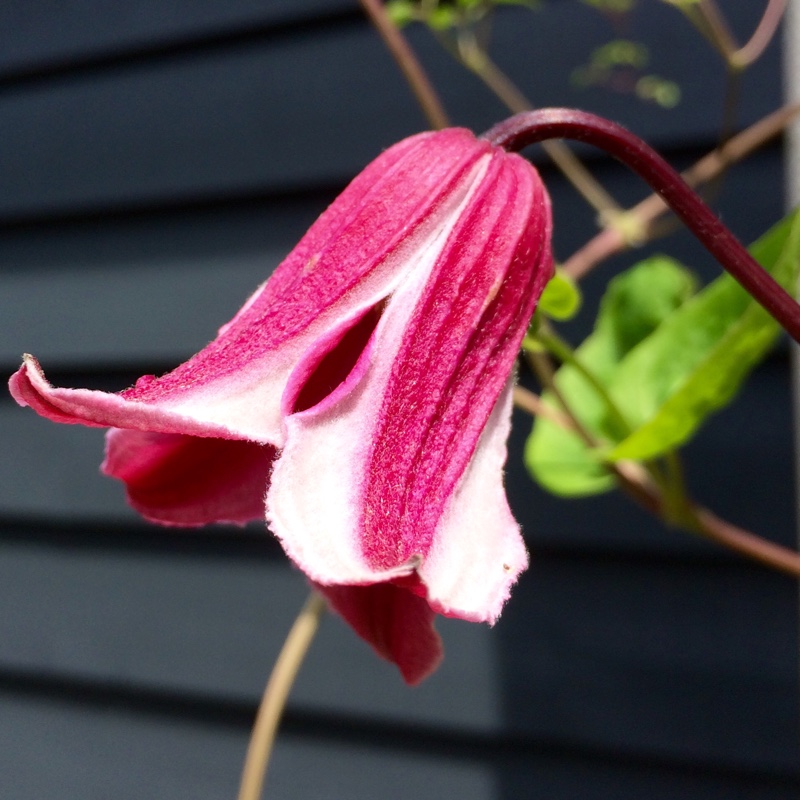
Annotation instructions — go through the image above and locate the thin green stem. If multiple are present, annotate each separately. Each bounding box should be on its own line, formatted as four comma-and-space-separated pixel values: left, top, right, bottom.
237, 592, 326, 800
532, 325, 633, 439
659, 450, 692, 525
528, 325, 686, 504
695, 0, 739, 61
512, 385, 800, 578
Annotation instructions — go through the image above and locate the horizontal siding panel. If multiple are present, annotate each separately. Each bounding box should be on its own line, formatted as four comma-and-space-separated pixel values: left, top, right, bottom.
1, 691, 796, 800
0, 535, 795, 773
0, 693, 496, 800
499, 558, 799, 773
0, 25, 429, 220
0, 538, 502, 732
0, 5, 781, 221
0, 243, 290, 365
0, 1, 357, 74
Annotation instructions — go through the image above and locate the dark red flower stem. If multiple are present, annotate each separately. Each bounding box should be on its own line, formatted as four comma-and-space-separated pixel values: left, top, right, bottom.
483, 108, 800, 344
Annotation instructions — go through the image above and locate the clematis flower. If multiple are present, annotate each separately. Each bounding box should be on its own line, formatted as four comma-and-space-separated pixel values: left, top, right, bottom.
10, 128, 553, 684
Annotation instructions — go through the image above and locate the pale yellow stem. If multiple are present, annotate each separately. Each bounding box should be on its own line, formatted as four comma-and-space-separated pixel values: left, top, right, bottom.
237, 592, 327, 800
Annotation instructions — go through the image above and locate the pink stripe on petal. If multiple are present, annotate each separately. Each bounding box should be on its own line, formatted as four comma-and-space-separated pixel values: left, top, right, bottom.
10, 356, 244, 438
361, 152, 552, 571
267, 155, 499, 588
113, 130, 493, 442
268, 141, 550, 644
10, 130, 494, 448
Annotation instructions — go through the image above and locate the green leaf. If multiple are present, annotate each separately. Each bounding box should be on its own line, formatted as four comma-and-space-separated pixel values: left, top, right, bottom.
537, 268, 582, 320
386, 0, 417, 27
608, 209, 800, 461
525, 211, 800, 497
524, 255, 696, 496
427, 6, 458, 29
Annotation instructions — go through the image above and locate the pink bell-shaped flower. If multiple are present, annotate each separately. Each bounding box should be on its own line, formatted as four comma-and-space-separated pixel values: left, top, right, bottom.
10, 128, 553, 683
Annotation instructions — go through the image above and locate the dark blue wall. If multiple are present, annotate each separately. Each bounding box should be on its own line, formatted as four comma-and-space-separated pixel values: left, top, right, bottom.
0, 2, 797, 797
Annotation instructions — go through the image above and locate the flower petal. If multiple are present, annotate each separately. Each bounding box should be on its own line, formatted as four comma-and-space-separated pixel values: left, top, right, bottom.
268, 146, 551, 624
313, 581, 443, 685
418, 376, 528, 622
103, 429, 276, 526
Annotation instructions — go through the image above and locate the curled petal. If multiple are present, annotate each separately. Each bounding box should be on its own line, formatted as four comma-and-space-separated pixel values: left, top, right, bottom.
418, 377, 528, 622
103, 429, 276, 527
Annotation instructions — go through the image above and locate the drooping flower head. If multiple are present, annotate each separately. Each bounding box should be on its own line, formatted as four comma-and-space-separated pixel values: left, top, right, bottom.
10, 128, 553, 683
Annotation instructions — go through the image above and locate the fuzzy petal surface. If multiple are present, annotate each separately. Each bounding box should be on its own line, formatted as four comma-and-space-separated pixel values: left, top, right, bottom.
9, 130, 492, 445
268, 145, 551, 627
10, 126, 554, 682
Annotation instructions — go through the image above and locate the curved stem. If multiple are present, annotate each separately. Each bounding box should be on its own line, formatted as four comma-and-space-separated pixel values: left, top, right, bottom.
455, 33, 622, 221
561, 103, 800, 280
484, 108, 800, 343
732, 0, 787, 68
358, 0, 450, 130
237, 592, 326, 800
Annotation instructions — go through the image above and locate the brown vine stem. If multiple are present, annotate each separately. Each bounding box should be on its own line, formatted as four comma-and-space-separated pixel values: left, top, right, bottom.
561, 103, 800, 281
358, 0, 450, 130
237, 592, 326, 800
512, 387, 800, 578
512, 384, 572, 429
455, 32, 624, 224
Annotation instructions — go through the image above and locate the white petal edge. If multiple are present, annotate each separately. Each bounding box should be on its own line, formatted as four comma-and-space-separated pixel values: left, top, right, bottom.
418, 375, 528, 623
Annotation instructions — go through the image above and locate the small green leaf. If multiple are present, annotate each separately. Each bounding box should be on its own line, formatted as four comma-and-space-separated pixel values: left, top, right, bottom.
608, 209, 800, 461
386, 0, 417, 27
636, 75, 681, 108
595, 255, 697, 358
525, 210, 800, 498
523, 331, 619, 497
537, 268, 582, 320
524, 255, 696, 496
427, 6, 458, 29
